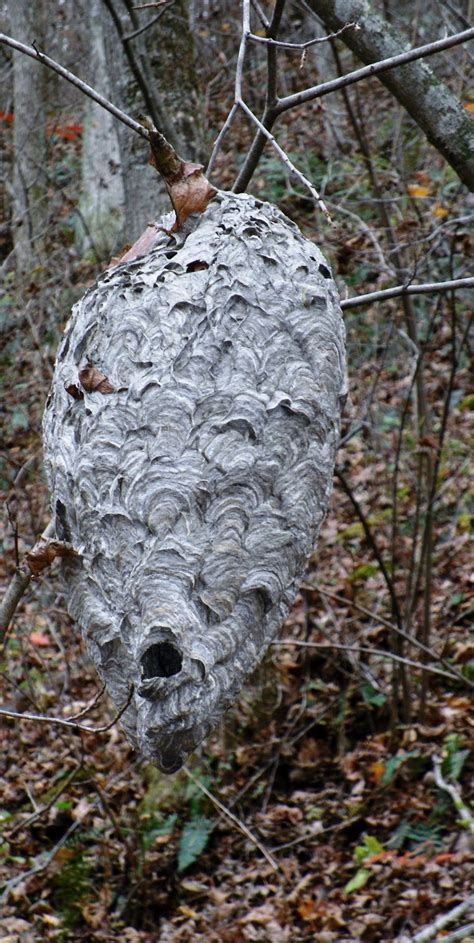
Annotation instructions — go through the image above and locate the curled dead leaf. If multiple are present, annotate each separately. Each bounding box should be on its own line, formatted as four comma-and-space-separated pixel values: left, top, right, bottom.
107, 225, 161, 270
146, 124, 216, 231
25, 539, 78, 576
79, 364, 117, 394
65, 383, 84, 400
167, 162, 217, 231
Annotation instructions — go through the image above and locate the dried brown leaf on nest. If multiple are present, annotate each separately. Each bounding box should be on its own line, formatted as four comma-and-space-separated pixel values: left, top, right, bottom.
25, 538, 78, 575
78, 364, 117, 394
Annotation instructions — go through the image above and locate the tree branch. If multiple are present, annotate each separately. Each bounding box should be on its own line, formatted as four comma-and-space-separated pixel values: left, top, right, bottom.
275, 27, 474, 114
183, 765, 279, 871
248, 21, 357, 51
0, 33, 148, 140
411, 893, 474, 943
0, 685, 134, 734
305, 0, 474, 189
272, 640, 465, 684
432, 755, 474, 836
239, 100, 331, 220
340, 276, 474, 309
0, 521, 55, 642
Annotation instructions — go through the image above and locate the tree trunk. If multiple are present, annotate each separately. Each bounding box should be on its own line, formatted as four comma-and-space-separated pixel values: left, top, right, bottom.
9, 0, 49, 272
95, 0, 204, 245
309, 0, 474, 190
76, 0, 125, 260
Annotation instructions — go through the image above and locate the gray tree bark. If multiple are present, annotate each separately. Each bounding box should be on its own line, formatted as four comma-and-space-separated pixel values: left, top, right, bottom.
9, 0, 49, 271
96, 0, 204, 245
76, 0, 125, 260
308, 0, 474, 190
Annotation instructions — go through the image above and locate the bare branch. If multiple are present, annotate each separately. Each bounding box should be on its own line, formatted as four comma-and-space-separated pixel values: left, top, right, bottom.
5, 762, 82, 839
0, 521, 55, 642
0, 33, 148, 140
183, 765, 279, 871
250, 0, 270, 29
272, 640, 464, 684
410, 892, 474, 943
340, 276, 474, 309
0, 686, 134, 734
0, 567, 32, 642
133, 1, 172, 8
239, 100, 331, 220
432, 755, 474, 836
248, 22, 358, 50
308, 583, 471, 687
207, 104, 240, 178
275, 27, 474, 114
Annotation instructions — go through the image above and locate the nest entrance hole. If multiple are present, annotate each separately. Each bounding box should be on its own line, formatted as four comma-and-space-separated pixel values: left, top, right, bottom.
141, 641, 183, 679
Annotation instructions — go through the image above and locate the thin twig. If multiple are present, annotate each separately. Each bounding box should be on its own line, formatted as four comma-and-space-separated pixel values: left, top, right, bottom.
271, 640, 463, 683
183, 765, 279, 871
5, 762, 82, 839
432, 925, 474, 943
63, 682, 107, 721
0, 686, 134, 734
206, 102, 240, 177
432, 755, 474, 835
250, 0, 270, 29
275, 27, 474, 114
248, 21, 357, 50
411, 893, 474, 943
133, 1, 172, 8
0, 520, 55, 642
0, 816, 85, 904
307, 584, 471, 688
340, 276, 474, 309
239, 100, 331, 220
0, 33, 148, 140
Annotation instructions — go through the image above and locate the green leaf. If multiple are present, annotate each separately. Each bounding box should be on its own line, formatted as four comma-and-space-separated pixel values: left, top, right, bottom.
141, 812, 177, 853
348, 563, 379, 583
344, 867, 371, 894
361, 684, 387, 707
381, 750, 420, 786
355, 834, 384, 863
442, 735, 470, 782
177, 816, 213, 873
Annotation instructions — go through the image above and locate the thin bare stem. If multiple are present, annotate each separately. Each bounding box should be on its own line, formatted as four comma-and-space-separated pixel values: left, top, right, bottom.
63, 683, 107, 721
0, 686, 134, 734
308, 583, 471, 687
206, 102, 240, 178
1, 521, 55, 642
183, 765, 279, 871
411, 892, 474, 943
341, 276, 474, 309
5, 762, 82, 839
239, 100, 331, 220
432, 755, 474, 834
275, 27, 474, 114
272, 640, 463, 683
0, 33, 148, 140
248, 22, 357, 50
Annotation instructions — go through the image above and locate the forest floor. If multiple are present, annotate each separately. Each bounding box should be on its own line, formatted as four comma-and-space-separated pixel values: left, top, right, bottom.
1, 57, 474, 943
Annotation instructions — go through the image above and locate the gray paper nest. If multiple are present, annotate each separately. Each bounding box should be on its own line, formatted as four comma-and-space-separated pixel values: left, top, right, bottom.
43, 191, 346, 773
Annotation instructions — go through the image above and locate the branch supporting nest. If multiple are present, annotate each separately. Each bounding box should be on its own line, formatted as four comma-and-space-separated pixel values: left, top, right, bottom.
0, 521, 57, 641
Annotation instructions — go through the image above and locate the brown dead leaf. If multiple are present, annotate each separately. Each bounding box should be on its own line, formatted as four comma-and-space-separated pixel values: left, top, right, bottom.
297, 898, 317, 921
65, 382, 84, 400
167, 162, 217, 231
25, 539, 78, 575
79, 364, 117, 394
107, 225, 160, 270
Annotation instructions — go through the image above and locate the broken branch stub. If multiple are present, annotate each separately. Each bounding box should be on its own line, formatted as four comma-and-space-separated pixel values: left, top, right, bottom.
146, 122, 217, 231
43, 190, 347, 773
